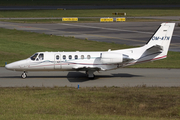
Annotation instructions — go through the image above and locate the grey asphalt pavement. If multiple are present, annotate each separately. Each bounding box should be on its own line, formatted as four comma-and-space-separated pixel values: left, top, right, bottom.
0, 67, 180, 87
0, 21, 179, 51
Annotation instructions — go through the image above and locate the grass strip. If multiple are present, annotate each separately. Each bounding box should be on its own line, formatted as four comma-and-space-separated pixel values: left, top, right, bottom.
0, 0, 180, 5
0, 9, 180, 18
0, 87, 180, 120
0, 28, 180, 68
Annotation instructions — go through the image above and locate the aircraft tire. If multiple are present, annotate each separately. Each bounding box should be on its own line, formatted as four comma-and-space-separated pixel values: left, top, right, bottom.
21, 72, 27, 79
88, 74, 95, 79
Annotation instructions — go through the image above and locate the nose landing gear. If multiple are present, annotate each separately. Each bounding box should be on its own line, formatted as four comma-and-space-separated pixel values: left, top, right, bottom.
21, 72, 27, 79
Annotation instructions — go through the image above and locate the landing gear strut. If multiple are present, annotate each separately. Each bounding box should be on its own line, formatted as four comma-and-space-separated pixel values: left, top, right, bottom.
21, 72, 27, 79
86, 70, 95, 79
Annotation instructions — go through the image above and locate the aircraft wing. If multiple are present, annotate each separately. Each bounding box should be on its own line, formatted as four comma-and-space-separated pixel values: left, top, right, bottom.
73, 66, 103, 71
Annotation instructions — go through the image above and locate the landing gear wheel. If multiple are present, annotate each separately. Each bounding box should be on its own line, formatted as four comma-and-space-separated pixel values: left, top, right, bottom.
86, 70, 95, 79
21, 72, 27, 79
88, 74, 95, 79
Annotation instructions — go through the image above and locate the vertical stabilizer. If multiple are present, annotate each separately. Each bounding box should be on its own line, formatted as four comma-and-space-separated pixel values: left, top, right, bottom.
146, 23, 175, 55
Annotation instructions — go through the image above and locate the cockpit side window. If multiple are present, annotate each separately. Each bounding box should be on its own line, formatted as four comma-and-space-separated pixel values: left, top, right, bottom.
39, 53, 44, 60
30, 53, 38, 61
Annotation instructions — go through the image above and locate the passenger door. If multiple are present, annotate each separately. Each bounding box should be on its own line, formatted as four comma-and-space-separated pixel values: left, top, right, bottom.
54, 54, 61, 69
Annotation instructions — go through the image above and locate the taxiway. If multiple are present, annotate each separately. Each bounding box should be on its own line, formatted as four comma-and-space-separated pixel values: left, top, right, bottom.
0, 67, 180, 87
0, 21, 179, 87
0, 21, 180, 51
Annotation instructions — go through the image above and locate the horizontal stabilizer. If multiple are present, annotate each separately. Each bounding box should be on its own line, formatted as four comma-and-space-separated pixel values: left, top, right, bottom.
146, 45, 163, 53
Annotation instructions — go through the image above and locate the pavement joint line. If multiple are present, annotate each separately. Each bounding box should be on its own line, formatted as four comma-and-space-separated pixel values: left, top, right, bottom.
170, 43, 180, 47
58, 23, 180, 37
85, 34, 145, 43
0, 21, 179, 51
170, 46, 180, 48
59, 23, 154, 35
0, 23, 48, 30
54, 29, 145, 43
37, 27, 180, 45
1, 22, 180, 37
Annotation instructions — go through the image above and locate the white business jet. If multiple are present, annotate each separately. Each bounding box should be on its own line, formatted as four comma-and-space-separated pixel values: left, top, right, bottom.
5, 23, 175, 79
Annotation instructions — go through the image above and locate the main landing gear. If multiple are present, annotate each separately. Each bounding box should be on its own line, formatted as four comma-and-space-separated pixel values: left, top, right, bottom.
21, 72, 27, 79
86, 70, 95, 79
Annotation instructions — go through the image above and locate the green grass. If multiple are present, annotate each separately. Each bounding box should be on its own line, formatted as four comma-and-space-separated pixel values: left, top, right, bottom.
0, 28, 180, 68
0, 0, 180, 5
1, 9, 180, 18
0, 87, 180, 120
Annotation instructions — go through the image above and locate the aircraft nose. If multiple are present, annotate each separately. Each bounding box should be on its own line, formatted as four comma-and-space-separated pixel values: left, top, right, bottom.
5, 63, 15, 70
5, 59, 28, 70
5, 61, 21, 70
5, 64, 9, 69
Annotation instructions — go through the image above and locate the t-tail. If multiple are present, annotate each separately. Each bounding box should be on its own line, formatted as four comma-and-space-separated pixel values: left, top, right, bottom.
145, 23, 175, 57
128, 23, 176, 65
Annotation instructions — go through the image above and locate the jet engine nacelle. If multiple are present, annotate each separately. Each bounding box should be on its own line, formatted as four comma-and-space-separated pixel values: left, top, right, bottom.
101, 52, 132, 64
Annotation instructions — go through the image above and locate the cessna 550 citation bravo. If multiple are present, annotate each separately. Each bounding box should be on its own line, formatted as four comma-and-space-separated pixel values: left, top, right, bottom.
5, 23, 175, 79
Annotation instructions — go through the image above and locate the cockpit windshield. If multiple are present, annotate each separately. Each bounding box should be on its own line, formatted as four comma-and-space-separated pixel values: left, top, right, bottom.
38, 53, 44, 60
30, 53, 44, 61
30, 53, 38, 61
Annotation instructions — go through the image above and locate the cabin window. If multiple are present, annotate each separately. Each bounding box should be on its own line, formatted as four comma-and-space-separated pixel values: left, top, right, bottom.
56, 55, 59, 60
69, 55, 72, 59
30, 53, 38, 61
75, 55, 78, 59
81, 55, 84, 59
63, 55, 66, 60
39, 53, 44, 60
87, 55, 91, 59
